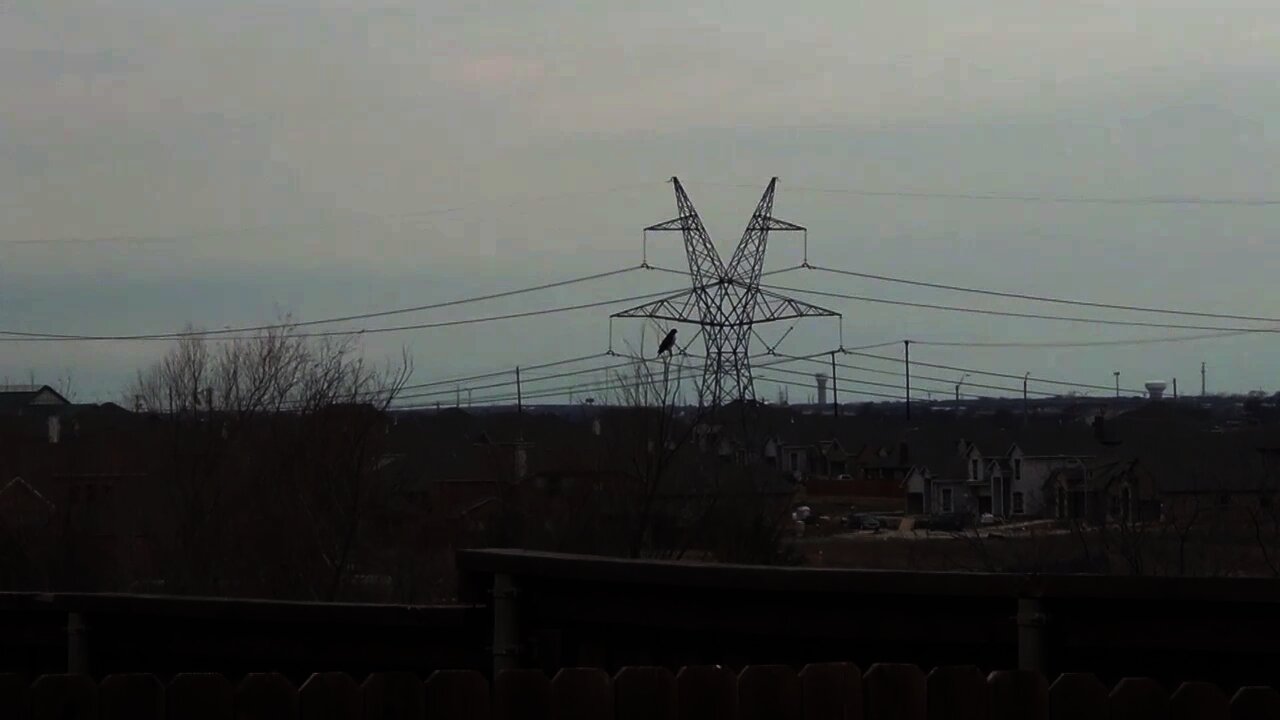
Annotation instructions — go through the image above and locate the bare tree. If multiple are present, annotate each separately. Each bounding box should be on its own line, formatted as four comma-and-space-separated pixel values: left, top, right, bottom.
130, 322, 411, 600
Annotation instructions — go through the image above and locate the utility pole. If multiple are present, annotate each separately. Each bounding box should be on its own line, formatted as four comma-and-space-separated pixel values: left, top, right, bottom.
516, 366, 523, 418
830, 351, 839, 419
1113, 371, 1120, 399
516, 366, 524, 442
1173, 378, 1178, 400
1023, 372, 1030, 424
904, 340, 912, 420
1201, 362, 1206, 396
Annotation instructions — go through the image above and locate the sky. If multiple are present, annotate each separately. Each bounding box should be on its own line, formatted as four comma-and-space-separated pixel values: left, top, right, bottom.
2, 1, 1279, 404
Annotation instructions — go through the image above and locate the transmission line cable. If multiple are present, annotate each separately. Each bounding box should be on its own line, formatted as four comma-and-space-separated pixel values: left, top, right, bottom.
0, 281, 688, 343
808, 264, 1280, 324
761, 283, 1280, 335
703, 182, 1280, 206
0, 266, 645, 341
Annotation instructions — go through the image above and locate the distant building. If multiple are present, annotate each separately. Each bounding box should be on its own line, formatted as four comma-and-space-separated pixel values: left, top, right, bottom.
0, 385, 69, 415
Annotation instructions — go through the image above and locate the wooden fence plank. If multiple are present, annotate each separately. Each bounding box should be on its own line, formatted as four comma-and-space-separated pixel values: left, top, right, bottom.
237, 673, 298, 720
1230, 686, 1280, 720
987, 670, 1047, 720
1108, 678, 1168, 720
169, 674, 234, 720
427, 670, 490, 720
300, 673, 361, 720
494, 670, 550, 720
1047, 673, 1107, 720
613, 667, 675, 720
738, 665, 802, 720
361, 673, 424, 720
550, 669, 612, 720
30, 674, 96, 720
100, 673, 164, 720
863, 664, 925, 720
0, 673, 29, 720
1169, 681, 1228, 720
924, 666, 986, 720
676, 666, 737, 720
800, 663, 863, 720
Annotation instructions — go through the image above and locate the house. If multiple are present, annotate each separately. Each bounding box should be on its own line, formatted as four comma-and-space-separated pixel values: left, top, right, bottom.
0, 385, 70, 415
0, 475, 56, 531
902, 435, 1095, 520
1044, 459, 1158, 524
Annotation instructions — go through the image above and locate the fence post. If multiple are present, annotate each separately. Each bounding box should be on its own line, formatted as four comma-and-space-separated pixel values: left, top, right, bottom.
67, 612, 89, 675
1016, 598, 1046, 674
494, 573, 521, 675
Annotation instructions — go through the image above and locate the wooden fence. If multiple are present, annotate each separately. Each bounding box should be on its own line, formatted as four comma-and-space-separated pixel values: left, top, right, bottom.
2, 663, 1278, 719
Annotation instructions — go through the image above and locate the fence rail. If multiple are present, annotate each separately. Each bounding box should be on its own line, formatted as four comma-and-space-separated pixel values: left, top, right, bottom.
0, 593, 486, 680
456, 549, 1280, 690
1, 664, 1278, 719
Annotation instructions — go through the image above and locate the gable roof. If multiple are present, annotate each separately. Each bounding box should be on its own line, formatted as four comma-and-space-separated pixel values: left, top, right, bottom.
0, 385, 69, 413
0, 475, 55, 509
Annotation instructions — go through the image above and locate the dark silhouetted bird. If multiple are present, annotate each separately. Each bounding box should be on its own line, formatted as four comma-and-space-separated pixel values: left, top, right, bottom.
657, 328, 677, 357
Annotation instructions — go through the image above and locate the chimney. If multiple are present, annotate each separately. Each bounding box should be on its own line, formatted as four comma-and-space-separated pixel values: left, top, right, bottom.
47, 415, 61, 444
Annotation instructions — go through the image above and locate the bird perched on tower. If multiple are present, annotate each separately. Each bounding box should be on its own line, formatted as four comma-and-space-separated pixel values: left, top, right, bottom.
657, 328, 678, 357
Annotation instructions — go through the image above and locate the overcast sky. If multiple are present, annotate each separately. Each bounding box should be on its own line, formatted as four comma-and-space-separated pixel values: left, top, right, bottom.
2, 2, 1279, 404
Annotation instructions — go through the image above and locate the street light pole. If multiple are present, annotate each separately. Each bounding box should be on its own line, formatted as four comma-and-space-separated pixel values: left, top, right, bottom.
955, 373, 970, 404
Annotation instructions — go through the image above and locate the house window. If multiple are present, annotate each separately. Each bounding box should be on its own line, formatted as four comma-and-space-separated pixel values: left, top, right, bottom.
1219, 492, 1231, 507
970, 459, 979, 479
1012, 492, 1025, 515
1013, 459, 1022, 481
789, 452, 799, 470
941, 488, 954, 513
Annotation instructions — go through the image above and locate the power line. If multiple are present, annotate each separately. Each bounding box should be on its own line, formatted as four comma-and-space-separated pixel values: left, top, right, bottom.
400, 352, 610, 392
396, 358, 708, 409
844, 349, 1144, 394
702, 182, 1280, 207
0, 285, 695, 343
752, 361, 980, 400
809, 264, 1280, 324
655, 264, 1263, 347
0, 266, 645, 341
758, 350, 1057, 398
753, 372, 903, 402
398, 357, 642, 401
905, 330, 1257, 348
762, 283, 1280, 335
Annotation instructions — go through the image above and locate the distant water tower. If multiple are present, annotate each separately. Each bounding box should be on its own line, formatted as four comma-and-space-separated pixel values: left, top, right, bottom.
815, 373, 828, 407
1144, 381, 1167, 400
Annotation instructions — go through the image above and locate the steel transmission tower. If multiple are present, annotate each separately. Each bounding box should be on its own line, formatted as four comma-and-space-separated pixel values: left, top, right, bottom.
613, 177, 839, 407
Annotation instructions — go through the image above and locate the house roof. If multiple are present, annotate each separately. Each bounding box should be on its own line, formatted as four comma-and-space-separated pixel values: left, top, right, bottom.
0, 385, 69, 412
0, 475, 55, 509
